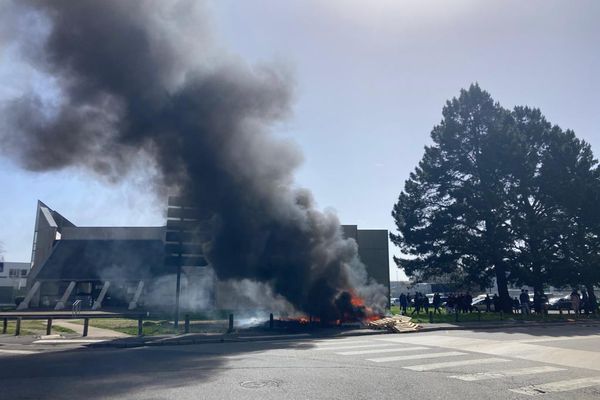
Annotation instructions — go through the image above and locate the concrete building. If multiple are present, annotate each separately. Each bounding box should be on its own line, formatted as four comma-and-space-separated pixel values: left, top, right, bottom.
342, 225, 390, 303
19, 201, 390, 311
19, 201, 164, 310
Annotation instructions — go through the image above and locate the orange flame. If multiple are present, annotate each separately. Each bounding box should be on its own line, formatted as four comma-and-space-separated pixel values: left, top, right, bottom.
348, 292, 381, 323
350, 295, 365, 307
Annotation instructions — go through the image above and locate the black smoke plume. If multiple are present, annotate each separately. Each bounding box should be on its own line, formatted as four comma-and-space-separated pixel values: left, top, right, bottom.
0, 0, 386, 320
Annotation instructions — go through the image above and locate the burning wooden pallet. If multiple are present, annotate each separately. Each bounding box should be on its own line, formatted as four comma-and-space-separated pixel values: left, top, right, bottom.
367, 315, 422, 333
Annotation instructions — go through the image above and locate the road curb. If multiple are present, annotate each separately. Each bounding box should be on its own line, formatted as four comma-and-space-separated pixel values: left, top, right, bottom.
415, 319, 600, 333
52, 319, 600, 349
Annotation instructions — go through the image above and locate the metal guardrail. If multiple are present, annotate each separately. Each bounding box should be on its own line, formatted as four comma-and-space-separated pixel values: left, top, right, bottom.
0, 312, 146, 337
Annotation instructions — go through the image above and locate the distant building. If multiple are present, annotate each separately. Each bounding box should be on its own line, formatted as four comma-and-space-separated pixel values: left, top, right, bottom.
19, 201, 390, 310
0, 261, 31, 306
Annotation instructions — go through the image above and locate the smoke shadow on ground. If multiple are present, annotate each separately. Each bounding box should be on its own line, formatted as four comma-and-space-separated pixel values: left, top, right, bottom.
0, 338, 321, 399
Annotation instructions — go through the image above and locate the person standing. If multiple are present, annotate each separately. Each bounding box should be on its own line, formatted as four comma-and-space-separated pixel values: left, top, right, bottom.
465, 292, 473, 313
513, 297, 520, 313
484, 294, 492, 312
519, 289, 530, 315
433, 292, 442, 314
411, 292, 422, 315
446, 293, 455, 314
581, 289, 589, 315
493, 294, 500, 313
423, 295, 430, 314
571, 289, 581, 314
399, 293, 408, 315
533, 291, 542, 314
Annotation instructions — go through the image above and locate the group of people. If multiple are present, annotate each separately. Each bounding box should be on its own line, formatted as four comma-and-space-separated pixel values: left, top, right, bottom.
397, 292, 476, 315
396, 288, 598, 316
569, 288, 597, 315
397, 292, 443, 315
516, 289, 551, 315
516, 288, 598, 315
445, 293, 474, 314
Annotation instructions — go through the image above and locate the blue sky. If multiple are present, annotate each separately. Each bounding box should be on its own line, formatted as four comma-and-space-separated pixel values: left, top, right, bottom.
1, 0, 599, 282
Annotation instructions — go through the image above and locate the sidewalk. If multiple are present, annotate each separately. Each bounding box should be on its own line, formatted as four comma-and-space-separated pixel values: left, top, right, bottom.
52, 320, 129, 338
417, 317, 600, 333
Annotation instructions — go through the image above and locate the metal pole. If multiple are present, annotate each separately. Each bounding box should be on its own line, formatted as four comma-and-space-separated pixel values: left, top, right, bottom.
228, 313, 234, 332
15, 317, 21, 336
429, 311, 433, 323
173, 211, 184, 329
138, 316, 143, 336
184, 314, 190, 334
477, 310, 481, 322
2, 318, 7, 334
174, 264, 182, 329
46, 318, 53, 335
269, 313, 274, 329
83, 318, 89, 337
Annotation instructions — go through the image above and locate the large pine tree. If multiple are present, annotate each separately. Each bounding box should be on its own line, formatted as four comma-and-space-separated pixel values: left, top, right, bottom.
392, 85, 600, 313
391, 84, 515, 312
543, 131, 600, 311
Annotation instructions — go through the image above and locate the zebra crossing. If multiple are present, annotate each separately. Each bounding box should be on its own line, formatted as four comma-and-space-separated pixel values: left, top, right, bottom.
0, 348, 39, 355
313, 337, 600, 397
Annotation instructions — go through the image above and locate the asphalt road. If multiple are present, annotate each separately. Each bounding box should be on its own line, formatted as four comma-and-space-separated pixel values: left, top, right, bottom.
1, 325, 599, 399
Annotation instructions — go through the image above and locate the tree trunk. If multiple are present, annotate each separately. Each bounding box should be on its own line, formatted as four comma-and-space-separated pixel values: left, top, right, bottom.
533, 280, 544, 314
495, 263, 513, 313
586, 284, 598, 315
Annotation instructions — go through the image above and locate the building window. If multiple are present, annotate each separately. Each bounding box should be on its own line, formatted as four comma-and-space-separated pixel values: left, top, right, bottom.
9, 269, 19, 278
20, 269, 28, 277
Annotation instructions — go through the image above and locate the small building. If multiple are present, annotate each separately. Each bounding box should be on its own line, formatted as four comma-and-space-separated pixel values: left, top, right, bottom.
0, 261, 31, 306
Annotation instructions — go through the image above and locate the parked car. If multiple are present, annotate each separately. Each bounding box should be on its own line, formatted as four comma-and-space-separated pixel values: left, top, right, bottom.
548, 295, 572, 311
471, 296, 494, 312
425, 293, 448, 307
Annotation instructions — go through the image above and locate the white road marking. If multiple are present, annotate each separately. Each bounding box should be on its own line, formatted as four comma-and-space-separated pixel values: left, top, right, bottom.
0, 349, 38, 355
379, 335, 600, 371
510, 376, 600, 396
450, 366, 567, 381
32, 339, 105, 344
314, 340, 372, 346
238, 333, 310, 340
367, 351, 466, 363
316, 343, 397, 351
522, 335, 600, 343
404, 357, 510, 371
337, 346, 429, 356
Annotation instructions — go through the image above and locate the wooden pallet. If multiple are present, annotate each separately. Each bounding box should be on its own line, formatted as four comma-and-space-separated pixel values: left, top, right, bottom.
367, 315, 422, 333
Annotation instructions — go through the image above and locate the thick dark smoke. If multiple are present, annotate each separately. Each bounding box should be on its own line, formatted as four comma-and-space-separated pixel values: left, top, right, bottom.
0, 0, 387, 320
